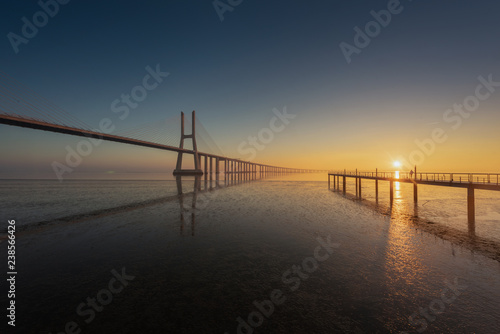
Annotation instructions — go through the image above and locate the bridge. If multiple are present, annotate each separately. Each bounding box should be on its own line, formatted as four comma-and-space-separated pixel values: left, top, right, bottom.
0, 73, 323, 178
0, 112, 324, 178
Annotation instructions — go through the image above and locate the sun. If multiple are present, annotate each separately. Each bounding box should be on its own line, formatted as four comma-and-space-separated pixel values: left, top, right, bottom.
393, 161, 401, 168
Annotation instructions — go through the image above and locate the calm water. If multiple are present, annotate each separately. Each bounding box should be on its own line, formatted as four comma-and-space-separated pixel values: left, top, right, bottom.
1, 175, 500, 333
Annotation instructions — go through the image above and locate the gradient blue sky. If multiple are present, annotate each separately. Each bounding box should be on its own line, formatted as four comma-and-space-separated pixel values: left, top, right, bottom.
1, 0, 500, 178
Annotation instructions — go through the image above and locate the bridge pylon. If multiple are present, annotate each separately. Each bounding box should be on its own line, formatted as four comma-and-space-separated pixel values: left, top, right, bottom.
173, 110, 203, 176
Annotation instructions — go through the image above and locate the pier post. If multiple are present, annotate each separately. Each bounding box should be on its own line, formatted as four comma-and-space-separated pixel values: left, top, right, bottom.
390, 180, 394, 204
355, 169, 358, 198
355, 177, 358, 197
216, 158, 219, 181
229, 160, 232, 182
204, 155, 208, 181
358, 178, 362, 199
467, 185, 475, 226
342, 176, 346, 195
413, 183, 418, 203
210, 157, 213, 182
224, 160, 227, 181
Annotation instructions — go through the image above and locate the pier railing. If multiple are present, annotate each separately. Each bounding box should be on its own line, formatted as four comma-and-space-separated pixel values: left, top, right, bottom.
329, 171, 500, 185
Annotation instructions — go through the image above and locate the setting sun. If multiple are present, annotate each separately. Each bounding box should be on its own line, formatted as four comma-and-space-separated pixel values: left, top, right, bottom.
393, 161, 401, 168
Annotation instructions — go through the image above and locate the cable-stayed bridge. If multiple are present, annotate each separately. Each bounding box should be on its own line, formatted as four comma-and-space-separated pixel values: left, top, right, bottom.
0, 72, 323, 178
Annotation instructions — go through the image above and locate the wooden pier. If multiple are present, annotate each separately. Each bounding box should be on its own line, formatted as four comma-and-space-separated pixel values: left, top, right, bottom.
328, 169, 500, 225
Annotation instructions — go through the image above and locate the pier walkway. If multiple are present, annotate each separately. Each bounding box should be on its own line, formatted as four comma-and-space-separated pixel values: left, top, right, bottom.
328, 169, 500, 224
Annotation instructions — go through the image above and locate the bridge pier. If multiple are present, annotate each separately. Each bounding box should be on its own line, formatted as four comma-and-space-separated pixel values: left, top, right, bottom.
210, 157, 213, 182
224, 160, 227, 181
173, 111, 203, 176
342, 176, 346, 195
216, 158, 220, 181
204, 155, 208, 181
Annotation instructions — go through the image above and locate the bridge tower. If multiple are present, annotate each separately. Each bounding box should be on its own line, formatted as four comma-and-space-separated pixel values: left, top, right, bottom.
173, 111, 203, 176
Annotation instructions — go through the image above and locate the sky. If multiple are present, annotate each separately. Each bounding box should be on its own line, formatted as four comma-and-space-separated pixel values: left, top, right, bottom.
1, 0, 500, 179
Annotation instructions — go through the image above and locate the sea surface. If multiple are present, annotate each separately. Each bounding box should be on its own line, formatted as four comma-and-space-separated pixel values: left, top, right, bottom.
1, 174, 500, 333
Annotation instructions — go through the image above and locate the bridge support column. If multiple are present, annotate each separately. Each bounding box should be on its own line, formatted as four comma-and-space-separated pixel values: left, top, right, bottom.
342, 176, 346, 195
216, 158, 219, 181
210, 157, 213, 182
204, 155, 208, 181
224, 160, 227, 181
375, 179, 378, 201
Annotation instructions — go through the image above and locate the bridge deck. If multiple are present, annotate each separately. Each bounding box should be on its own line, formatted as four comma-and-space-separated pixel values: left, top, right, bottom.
0, 114, 324, 172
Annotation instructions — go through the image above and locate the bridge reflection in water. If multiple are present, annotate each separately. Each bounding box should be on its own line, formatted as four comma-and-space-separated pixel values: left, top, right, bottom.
175, 166, 285, 236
